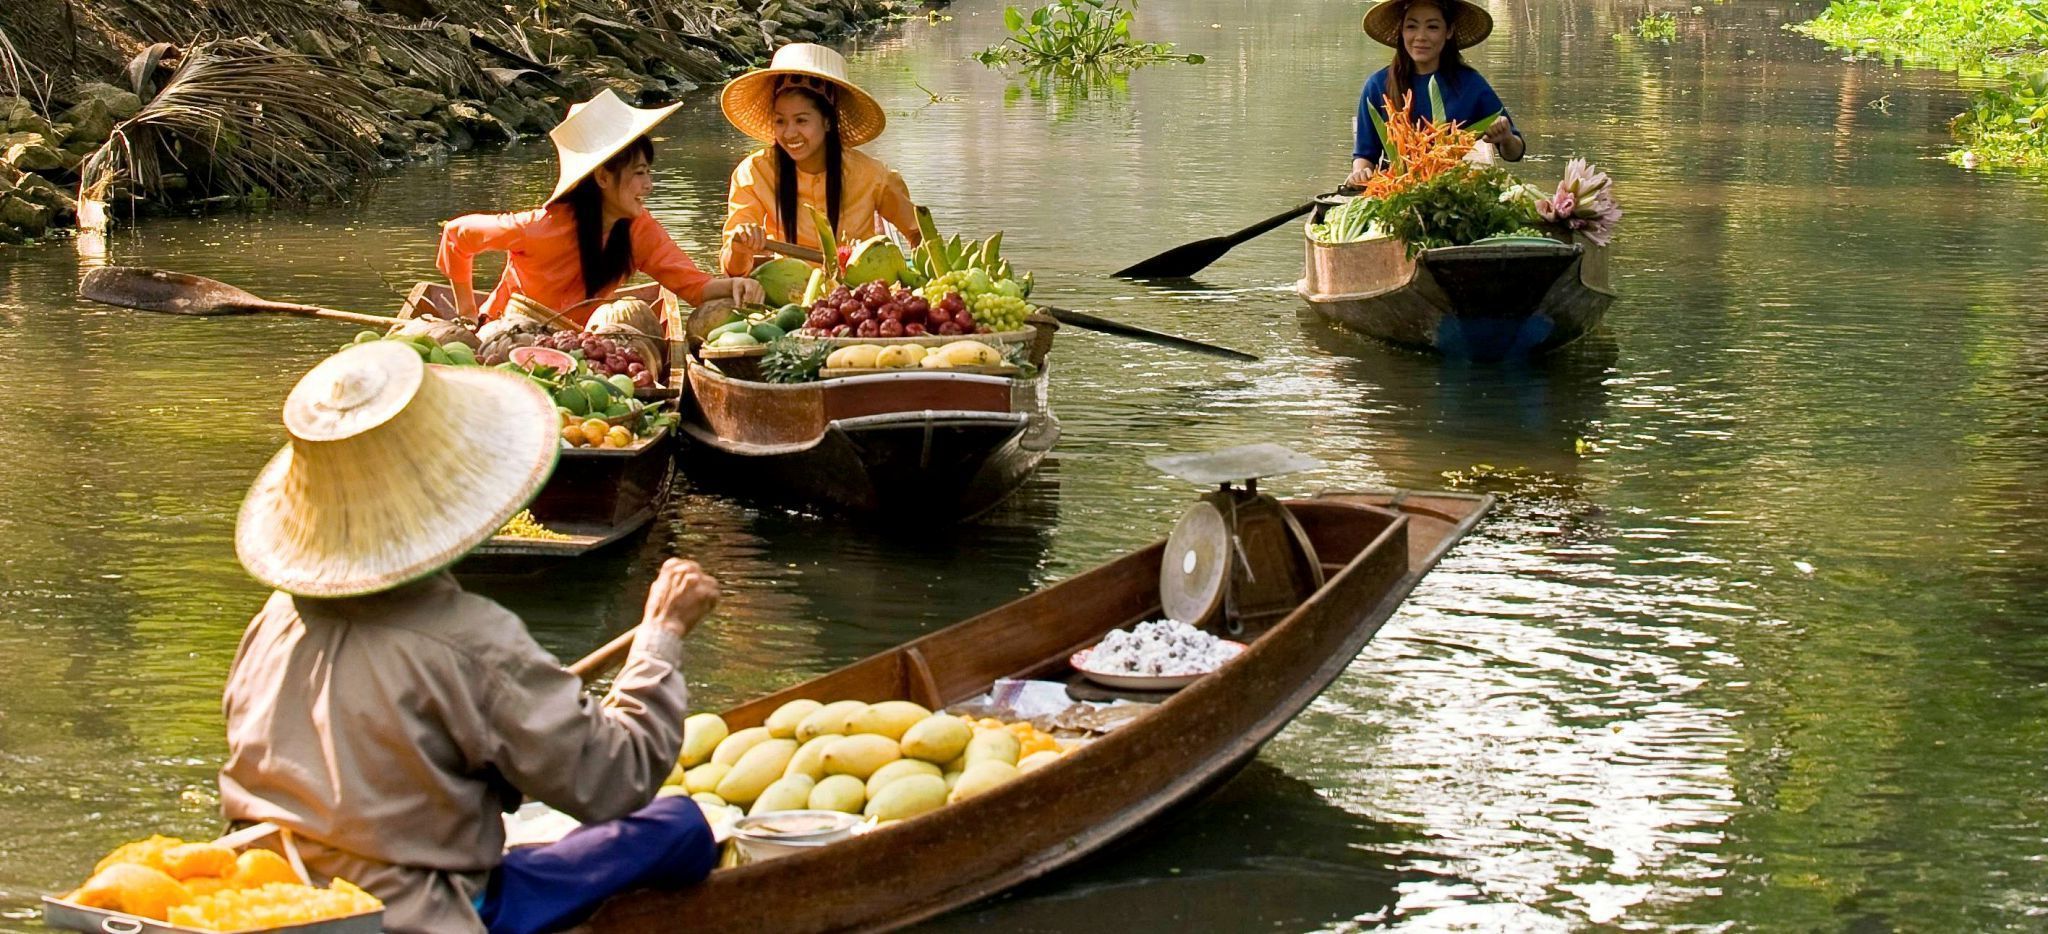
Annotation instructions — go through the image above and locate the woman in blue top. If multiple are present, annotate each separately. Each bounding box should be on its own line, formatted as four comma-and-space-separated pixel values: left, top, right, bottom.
1347, 0, 1524, 186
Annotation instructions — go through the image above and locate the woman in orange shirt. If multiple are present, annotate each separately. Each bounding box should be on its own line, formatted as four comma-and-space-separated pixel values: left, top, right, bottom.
439, 89, 764, 326
717, 43, 921, 276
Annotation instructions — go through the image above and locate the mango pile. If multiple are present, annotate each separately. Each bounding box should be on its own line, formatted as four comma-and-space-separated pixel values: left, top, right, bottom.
64, 835, 379, 929
664, 701, 1071, 826
823, 339, 1007, 371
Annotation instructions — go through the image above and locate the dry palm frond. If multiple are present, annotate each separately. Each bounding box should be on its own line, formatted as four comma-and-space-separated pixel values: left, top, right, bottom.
79, 39, 381, 206
0, 24, 49, 107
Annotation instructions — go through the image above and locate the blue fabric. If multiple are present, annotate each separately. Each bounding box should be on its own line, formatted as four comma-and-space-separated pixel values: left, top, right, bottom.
477, 796, 717, 934
1352, 64, 1517, 164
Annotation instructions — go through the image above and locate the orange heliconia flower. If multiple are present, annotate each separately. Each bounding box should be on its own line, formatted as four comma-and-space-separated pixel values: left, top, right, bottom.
1363, 90, 1481, 200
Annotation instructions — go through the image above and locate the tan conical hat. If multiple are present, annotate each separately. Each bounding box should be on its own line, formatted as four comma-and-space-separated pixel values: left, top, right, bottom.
235, 342, 560, 597
1363, 0, 1494, 49
720, 43, 886, 148
544, 89, 681, 205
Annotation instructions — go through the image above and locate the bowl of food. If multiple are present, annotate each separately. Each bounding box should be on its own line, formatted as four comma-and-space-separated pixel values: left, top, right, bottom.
730, 810, 865, 863
1070, 619, 1247, 691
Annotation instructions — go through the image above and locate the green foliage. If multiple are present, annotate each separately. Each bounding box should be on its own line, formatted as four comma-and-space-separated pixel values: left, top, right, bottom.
1952, 70, 2048, 167
974, 0, 1204, 73
1369, 165, 1538, 256
1630, 12, 1678, 43
760, 336, 831, 384
1308, 196, 1379, 243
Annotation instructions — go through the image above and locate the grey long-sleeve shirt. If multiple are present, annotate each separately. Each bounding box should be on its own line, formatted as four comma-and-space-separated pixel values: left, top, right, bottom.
218, 572, 687, 933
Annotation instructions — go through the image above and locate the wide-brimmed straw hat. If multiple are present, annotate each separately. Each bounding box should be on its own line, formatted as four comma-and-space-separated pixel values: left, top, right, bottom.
1363, 0, 1495, 49
720, 43, 886, 148
544, 89, 681, 205
236, 342, 560, 597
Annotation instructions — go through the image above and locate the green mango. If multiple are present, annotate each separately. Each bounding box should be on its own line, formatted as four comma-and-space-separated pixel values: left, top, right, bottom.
749, 322, 786, 343
578, 378, 616, 404
707, 321, 749, 341
710, 331, 761, 348
553, 385, 591, 416
353, 330, 382, 344
773, 304, 806, 332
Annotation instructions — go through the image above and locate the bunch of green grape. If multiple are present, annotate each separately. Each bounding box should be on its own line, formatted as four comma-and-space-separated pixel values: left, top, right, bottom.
970, 292, 1030, 332
916, 271, 972, 307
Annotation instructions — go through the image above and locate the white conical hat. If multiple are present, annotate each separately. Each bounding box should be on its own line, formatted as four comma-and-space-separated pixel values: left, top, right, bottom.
545, 89, 681, 205
235, 342, 560, 597
720, 43, 887, 148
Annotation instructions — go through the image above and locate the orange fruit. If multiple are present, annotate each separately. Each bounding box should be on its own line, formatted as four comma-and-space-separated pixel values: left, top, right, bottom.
161, 842, 235, 880
227, 848, 299, 889
605, 426, 633, 448
73, 863, 190, 920
94, 835, 184, 874
580, 418, 609, 440
561, 424, 586, 446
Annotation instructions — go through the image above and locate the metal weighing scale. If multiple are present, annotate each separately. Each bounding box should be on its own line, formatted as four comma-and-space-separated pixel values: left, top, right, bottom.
1147, 443, 1327, 637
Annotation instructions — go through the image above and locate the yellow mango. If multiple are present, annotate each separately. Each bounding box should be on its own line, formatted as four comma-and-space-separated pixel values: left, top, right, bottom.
808, 774, 867, 813
964, 729, 1021, 768
227, 849, 298, 889
1018, 750, 1064, 774
710, 726, 773, 766
863, 774, 948, 822
796, 701, 869, 742
162, 843, 236, 880
865, 758, 942, 799
680, 713, 729, 767
943, 771, 962, 791
875, 344, 927, 368
683, 762, 731, 795
715, 738, 799, 806
750, 775, 817, 815
821, 734, 902, 779
947, 760, 1021, 803
655, 784, 693, 798
690, 791, 728, 809
763, 699, 823, 738
847, 700, 931, 740
826, 344, 885, 369
899, 715, 973, 763
784, 733, 841, 782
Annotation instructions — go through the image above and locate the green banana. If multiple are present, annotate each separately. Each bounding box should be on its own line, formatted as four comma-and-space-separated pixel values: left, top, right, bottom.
981, 232, 1002, 269
807, 205, 839, 281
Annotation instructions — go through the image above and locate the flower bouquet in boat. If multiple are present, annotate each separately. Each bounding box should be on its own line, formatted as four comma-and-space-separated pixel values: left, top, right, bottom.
1297, 77, 1621, 358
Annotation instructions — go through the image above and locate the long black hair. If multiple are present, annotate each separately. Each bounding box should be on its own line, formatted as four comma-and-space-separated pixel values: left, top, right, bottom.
1387, 0, 1466, 110
772, 85, 843, 243
565, 135, 655, 299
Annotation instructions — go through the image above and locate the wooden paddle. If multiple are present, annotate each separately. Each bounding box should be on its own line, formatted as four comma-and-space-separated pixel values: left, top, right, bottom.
569, 627, 641, 684
1112, 188, 1355, 279
80, 266, 399, 327
761, 240, 1259, 363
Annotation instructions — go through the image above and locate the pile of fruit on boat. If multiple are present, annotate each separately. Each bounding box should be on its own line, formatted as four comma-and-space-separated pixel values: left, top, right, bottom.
700, 303, 809, 351
52, 834, 380, 930
821, 339, 1012, 372
662, 700, 1072, 827
344, 329, 675, 450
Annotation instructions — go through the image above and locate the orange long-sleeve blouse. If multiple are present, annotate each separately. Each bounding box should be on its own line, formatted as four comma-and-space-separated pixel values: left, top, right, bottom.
718, 146, 918, 276
437, 203, 715, 325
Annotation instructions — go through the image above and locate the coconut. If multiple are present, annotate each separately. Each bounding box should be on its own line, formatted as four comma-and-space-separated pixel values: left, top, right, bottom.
751, 257, 816, 306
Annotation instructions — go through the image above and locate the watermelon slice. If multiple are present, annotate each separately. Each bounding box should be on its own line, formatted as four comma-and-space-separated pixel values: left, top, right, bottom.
510, 345, 577, 375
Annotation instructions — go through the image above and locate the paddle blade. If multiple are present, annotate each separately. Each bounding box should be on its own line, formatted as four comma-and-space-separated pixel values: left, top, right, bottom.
79, 266, 260, 316
1112, 237, 1235, 279
1040, 305, 1259, 362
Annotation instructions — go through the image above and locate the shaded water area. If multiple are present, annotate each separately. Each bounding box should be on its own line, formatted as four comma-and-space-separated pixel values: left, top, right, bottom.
5, 0, 2048, 928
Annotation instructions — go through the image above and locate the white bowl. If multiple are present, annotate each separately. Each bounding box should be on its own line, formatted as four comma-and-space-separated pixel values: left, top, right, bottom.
731, 810, 864, 863
1069, 640, 1248, 691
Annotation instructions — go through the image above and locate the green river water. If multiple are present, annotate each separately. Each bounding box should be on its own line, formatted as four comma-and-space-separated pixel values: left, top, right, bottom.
4, 0, 2047, 929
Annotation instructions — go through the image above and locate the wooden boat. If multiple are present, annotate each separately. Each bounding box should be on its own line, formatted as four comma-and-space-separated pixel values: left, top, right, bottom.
678, 325, 1059, 521
581, 488, 1490, 933
396, 282, 678, 563
1297, 220, 1615, 360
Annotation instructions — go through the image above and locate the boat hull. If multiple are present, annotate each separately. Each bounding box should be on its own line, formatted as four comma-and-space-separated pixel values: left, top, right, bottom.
1298, 229, 1615, 359
580, 489, 1489, 933
680, 362, 1058, 521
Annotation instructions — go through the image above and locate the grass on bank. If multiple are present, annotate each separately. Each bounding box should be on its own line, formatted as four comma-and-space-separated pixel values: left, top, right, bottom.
1796, 0, 2048, 168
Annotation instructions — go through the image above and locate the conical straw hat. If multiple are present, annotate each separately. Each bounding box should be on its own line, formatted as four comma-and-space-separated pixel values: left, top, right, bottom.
720, 43, 887, 148
1362, 0, 1494, 49
236, 342, 560, 597
545, 89, 681, 205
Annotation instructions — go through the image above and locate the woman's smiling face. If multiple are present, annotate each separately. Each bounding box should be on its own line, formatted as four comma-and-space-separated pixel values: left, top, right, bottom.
772, 91, 830, 164
1401, 2, 1449, 70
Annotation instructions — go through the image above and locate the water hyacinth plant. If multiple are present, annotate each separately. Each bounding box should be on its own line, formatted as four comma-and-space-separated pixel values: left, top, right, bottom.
1536, 159, 1622, 245
974, 0, 1204, 72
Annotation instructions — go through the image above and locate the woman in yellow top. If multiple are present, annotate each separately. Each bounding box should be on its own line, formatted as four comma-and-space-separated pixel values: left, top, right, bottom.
718, 43, 921, 276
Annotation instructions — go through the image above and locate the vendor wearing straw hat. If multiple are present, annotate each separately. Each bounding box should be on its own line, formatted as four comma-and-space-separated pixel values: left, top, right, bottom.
717, 43, 922, 276
219, 341, 722, 934
1347, 0, 1524, 187
438, 89, 765, 327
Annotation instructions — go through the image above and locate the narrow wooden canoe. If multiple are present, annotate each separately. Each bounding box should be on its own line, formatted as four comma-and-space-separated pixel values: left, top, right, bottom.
1297, 223, 1615, 360
678, 360, 1058, 521
580, 488, 1490, 933
395, 283, 679, 563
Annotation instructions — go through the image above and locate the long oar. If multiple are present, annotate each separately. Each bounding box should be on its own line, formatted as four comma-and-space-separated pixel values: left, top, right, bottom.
1112, 190, 1349, 279
569, 627, 640, 684
763, 240, 1258, 363
80, 266, 397, 327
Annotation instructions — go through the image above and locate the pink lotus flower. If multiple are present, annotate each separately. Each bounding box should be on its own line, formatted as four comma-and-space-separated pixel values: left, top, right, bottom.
1537, 158, 1621, 246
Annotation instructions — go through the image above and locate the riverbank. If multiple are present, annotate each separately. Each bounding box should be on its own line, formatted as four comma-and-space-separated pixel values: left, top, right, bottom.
0, 0, 922, 243
1796, 0, 2047, 167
